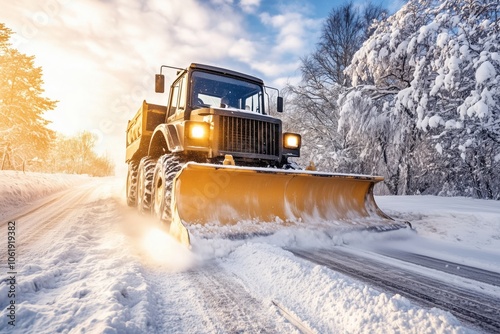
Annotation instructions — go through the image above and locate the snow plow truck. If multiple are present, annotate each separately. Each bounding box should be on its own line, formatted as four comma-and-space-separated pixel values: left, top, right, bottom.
125, 63, 404, 246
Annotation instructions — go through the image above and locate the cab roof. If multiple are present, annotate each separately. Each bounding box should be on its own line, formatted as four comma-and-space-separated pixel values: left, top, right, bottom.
189, 63, 264, 85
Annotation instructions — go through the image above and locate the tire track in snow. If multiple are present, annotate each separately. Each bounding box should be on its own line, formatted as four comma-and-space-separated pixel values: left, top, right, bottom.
143, 262, 299, 334
290, 247, 500, 333
0, 182, 99, 268
374, 249, 500, 287
187, 264, 278, 333
1, 187, 76, 226
12, 184, 96, 248
140, 268, 208, 333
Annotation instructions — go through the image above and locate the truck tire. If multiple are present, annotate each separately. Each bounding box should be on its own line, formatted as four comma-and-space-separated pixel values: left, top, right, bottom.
126, 161, 138, 207
151, 154, 183, 223
137, 156, 156, 214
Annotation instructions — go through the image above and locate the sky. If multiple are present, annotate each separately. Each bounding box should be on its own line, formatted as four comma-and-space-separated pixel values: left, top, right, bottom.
1, 0, 405, 172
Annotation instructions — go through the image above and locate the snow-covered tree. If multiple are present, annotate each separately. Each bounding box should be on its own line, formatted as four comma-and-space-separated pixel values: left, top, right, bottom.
340, 0, 500, 198
43, 131, 115, 176
0, 23, 56, 170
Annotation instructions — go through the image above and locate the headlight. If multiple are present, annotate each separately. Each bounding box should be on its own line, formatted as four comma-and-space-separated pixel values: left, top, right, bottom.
187, 122, 209, 139
283, 133, 301, 149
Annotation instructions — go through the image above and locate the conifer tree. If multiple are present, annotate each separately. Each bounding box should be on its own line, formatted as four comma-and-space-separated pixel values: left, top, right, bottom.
0, 23, 57, 170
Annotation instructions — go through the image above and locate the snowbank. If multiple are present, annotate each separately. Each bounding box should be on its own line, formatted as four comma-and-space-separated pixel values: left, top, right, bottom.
0, 171, 88, 220
221, 243, 467, 334
376, 195, 500, 252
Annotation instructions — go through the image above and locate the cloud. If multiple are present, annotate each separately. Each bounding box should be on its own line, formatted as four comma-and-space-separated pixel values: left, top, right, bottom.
259, 11, 320, 55
1, 0, 323, 169
239, 0, 261, 13
249, 60, 301, 77
273, 74, 302, 88
228, 38, 257, 62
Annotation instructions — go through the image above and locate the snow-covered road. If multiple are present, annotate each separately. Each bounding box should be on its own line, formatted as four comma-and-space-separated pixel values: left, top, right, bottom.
290, 247, 500, 332
1, 171, 500, 333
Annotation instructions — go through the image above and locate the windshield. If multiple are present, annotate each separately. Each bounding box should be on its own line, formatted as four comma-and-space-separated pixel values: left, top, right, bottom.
191, 71, 264, 114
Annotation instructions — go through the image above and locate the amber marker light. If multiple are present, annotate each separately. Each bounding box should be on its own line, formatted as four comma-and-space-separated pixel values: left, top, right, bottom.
283, 133, 301, 149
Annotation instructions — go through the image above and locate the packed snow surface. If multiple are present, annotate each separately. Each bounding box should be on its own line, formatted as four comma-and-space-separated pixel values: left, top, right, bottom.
0, 171, 499, 333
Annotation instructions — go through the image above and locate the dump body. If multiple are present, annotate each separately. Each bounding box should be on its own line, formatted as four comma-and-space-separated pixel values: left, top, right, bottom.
126, 101, 166, 162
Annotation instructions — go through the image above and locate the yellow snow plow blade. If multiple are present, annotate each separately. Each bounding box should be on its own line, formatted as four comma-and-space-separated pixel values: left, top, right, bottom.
168, 163, 395, 246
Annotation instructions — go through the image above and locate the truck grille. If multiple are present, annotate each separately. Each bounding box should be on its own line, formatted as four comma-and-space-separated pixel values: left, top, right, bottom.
218, 116, 280, 157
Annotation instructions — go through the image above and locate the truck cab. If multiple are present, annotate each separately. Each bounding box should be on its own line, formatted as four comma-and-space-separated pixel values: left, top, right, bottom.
147, 63, 300, 167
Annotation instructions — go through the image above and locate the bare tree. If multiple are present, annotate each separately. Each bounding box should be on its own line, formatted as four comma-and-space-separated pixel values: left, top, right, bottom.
285, 2, 387, 172
311, 2, 386, 87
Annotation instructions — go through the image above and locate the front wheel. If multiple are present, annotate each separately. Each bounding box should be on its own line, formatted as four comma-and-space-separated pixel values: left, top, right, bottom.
151, 154, 183, 223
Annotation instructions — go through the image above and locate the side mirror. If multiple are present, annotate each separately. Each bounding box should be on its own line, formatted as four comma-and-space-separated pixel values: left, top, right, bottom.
277, 96, 283, 113
155, 74, 165, 93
